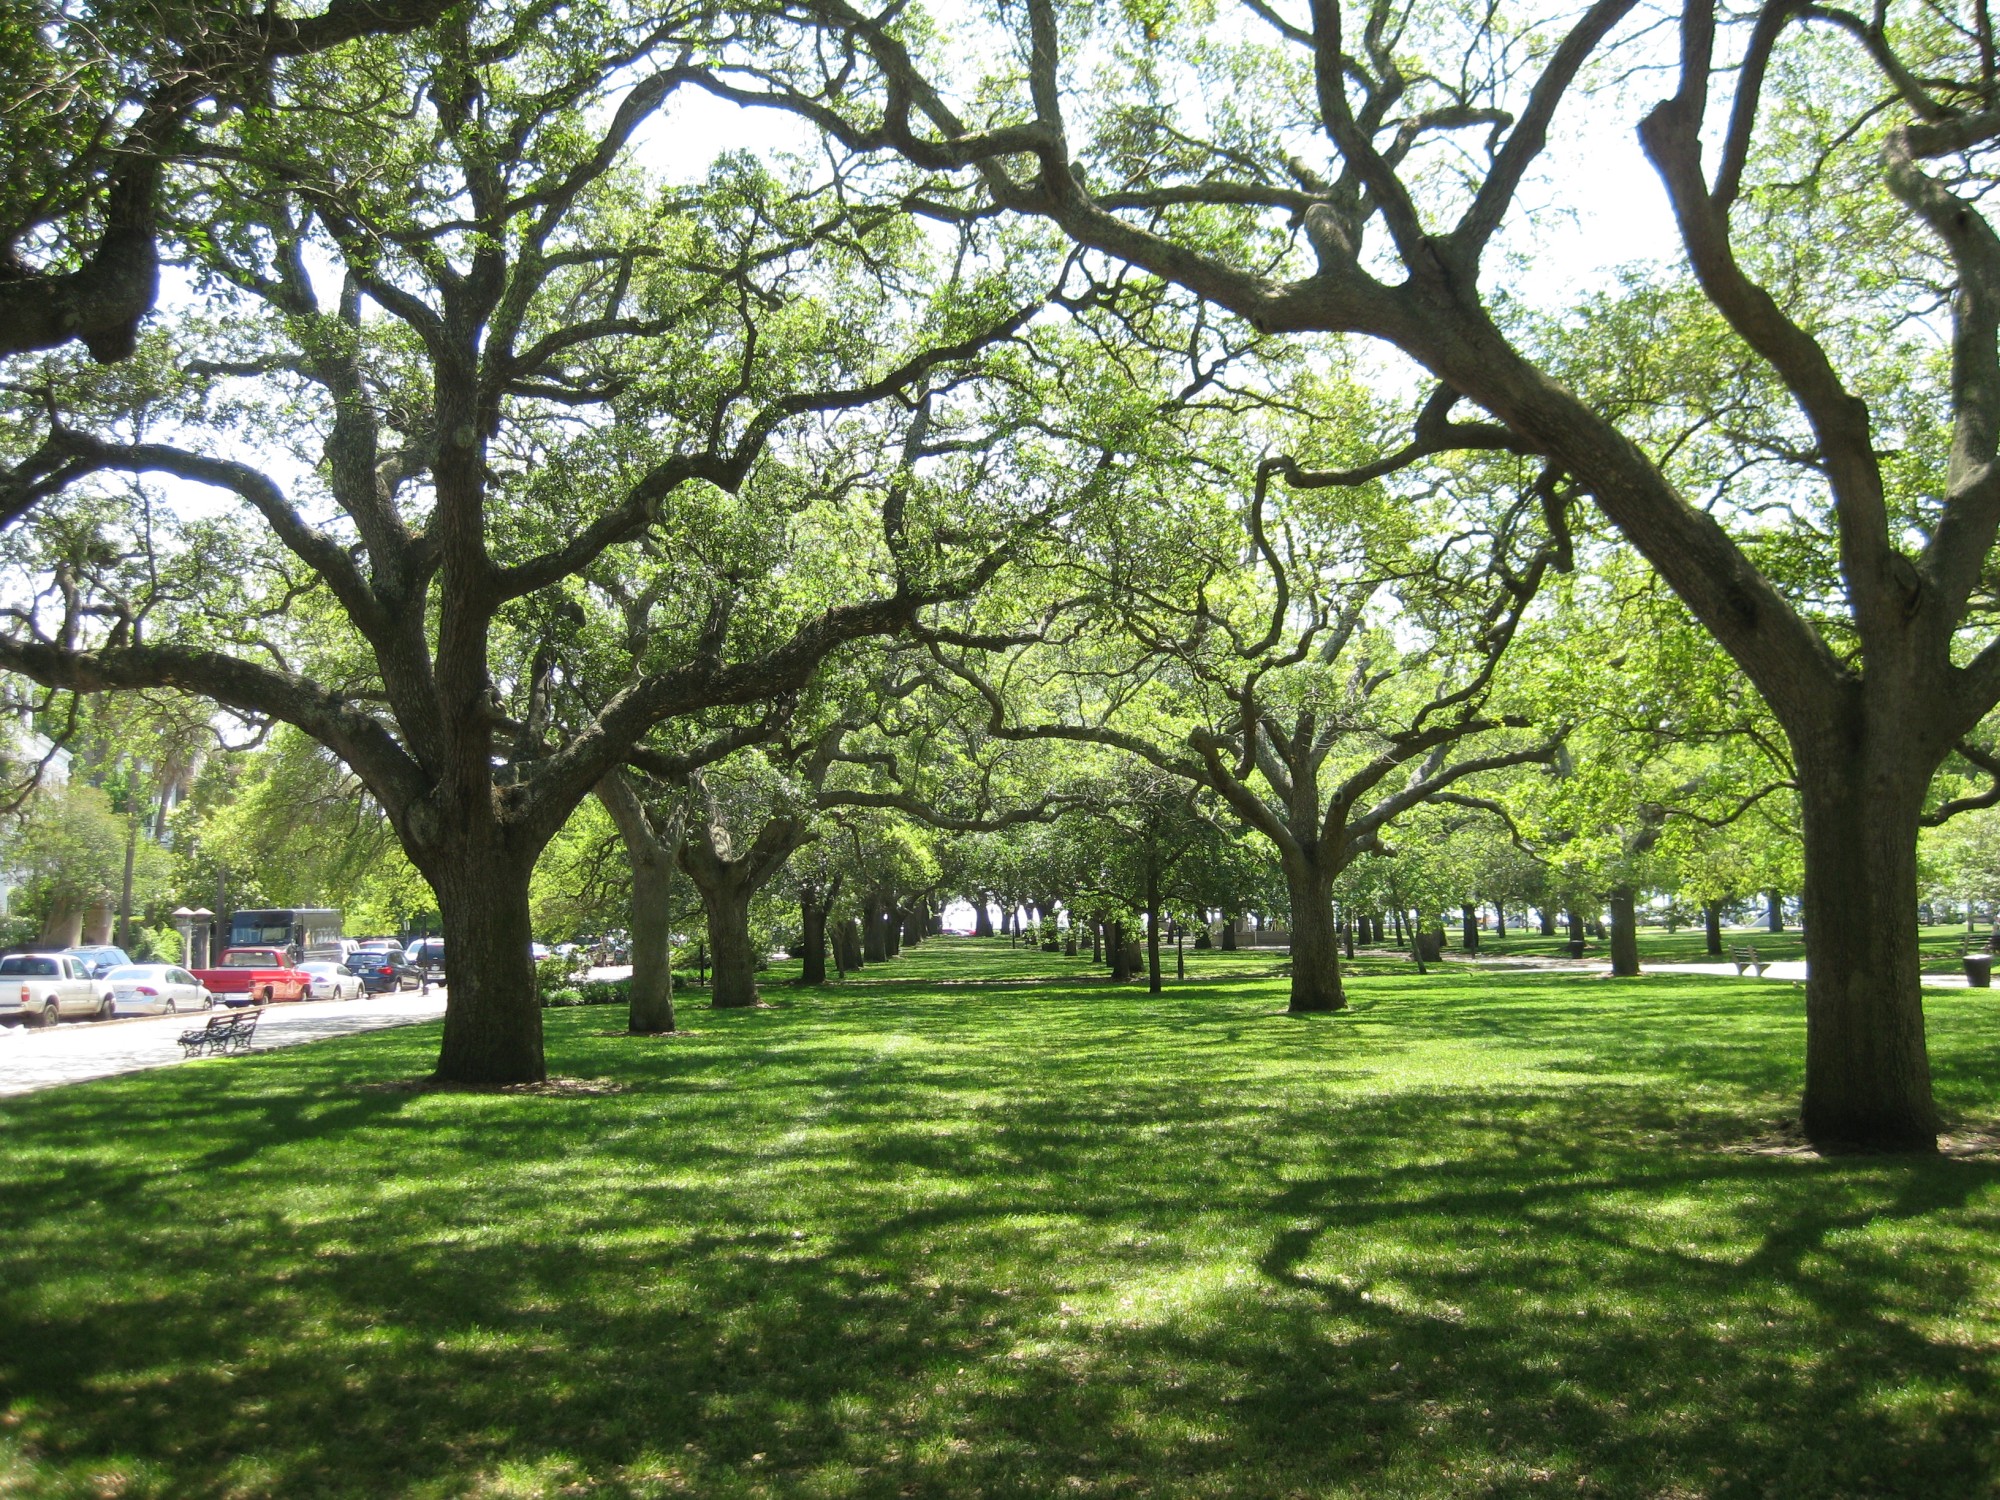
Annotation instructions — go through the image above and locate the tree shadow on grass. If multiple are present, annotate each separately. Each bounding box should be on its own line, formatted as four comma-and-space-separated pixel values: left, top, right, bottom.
2, 975, 1998, 1497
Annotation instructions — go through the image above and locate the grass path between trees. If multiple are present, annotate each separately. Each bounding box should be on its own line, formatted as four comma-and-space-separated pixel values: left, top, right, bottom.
3, 939, 1998, 1498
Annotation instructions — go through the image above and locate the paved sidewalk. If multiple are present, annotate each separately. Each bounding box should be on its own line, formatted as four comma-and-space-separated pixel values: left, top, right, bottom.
0, 990, 448, 1098
1442, 955, 1981, 989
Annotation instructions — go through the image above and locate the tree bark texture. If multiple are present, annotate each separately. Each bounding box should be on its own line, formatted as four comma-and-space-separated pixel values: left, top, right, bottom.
1609, 886, 1640, 977
700, 883, 759, 1008
1461, 903, 1479, 954
1796, 746, 1939, 1149
1768, 889, 1785, 933
433, 854, 546, 1084
1704, 901, 1723, 956
798, 881, 838, 986
597, 772, 681, 1034
1286, 869, 1345, 1013
864, 900, 888, 968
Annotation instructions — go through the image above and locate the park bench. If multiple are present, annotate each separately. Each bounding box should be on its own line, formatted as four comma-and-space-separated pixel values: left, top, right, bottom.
177, 1007, 264, 1058
1729, 945, 1766, 977
1959, 934, 1995, 958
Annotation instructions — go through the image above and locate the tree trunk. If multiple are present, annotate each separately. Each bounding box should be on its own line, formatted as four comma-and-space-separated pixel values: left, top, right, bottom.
1286, 869, 1344, 1013
1461, 903, 1479, 955
1109, 921, 1131, 980
1608, 886, 1640, 977
973, 897, 994, 938
627, 851, 677, 1034
1795, 751, 1938, 1150
863, 897, 888, 962
82, 901, 113, 944
700, 882, 760, 1008
37, 897, 84, 950
799, 893, 830, 986
1539, 907, 1556, 936
885, 906, 903, 958
1704, 901, 1723, 957
1391, 908, 1404, 944
1220, 914, 1237, 952
1566, 908, 1584, 945
1145, 873, 1163, 994
840, 917, 863, 972
1090, 914, 1103, 964
433, 854, 545, 1085
117, 815, 138, 952
1767, 888, 1784, 933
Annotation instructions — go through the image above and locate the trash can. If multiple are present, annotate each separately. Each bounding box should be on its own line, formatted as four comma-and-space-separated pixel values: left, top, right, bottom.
1965, 953, 1993, 988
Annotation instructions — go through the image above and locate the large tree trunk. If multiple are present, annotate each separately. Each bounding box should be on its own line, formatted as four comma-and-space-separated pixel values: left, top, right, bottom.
1608, 886, 1640, 977
627, 851, 677, 1033
1538, 907, 1556, 936
597, 772, 680, 1035
1704, 901, 1723, 956
885, 906, 903, 958
700, 882, 760, 1008
863, 897, 888, 962
1286, 869, 1344, 1013
973, 897, 994, 938
1461, 903, 1480, 955
38, 899, 84, 949
1219, 914, 1237, 952
1109, 921, 1131, 980
434, 854, 546, 1084
82, 901, 114, 944
1767, 888, 1784, 933
1796, 749, 1938, 1150
799, 888, 832, 986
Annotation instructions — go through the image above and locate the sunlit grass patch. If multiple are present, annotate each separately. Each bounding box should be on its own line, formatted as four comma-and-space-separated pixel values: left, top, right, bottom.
1, 938, 1997, 1497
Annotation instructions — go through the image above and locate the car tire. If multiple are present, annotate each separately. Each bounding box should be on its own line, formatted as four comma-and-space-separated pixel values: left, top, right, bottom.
97, 996, 115, 1021
39, 1000, 58, 1028
166, 997, 178, 1014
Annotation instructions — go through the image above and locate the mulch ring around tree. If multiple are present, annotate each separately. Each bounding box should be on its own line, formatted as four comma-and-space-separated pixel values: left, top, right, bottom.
352, 1076, 629, 1097
1722, 1119, 2000, 1160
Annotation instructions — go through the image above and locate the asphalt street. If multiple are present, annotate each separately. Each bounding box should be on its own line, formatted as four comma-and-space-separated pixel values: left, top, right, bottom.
0, 989, 449, 1098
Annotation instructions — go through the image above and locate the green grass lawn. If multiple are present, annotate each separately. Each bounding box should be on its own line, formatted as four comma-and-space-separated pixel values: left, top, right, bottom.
4, 939, 1999, 1498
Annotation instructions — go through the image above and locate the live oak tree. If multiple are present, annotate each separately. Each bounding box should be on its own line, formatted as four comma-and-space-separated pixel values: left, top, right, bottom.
0, 2, 1048, 1083
924, 436, 1561, 1013
716, 0, 2000, 1148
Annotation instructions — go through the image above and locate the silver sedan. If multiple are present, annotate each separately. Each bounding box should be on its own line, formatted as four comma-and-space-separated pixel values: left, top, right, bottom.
299, 961, 365, 1001
103, 965, 212, 1016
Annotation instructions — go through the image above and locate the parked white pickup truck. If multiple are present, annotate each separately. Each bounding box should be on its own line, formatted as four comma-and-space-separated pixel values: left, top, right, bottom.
0, 952, 116, 1027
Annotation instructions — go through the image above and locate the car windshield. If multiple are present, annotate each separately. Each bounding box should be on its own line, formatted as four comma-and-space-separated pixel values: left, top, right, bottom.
221, 951, 279, 967
0, 956, 57, 976
106, 967, 157, 981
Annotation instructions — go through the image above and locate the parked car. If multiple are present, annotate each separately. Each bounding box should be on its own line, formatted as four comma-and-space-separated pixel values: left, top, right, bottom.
299, 960, 365, 1001
1, 952, 116, 1026
65, 944, 135, 978
406, 937, 445, 977
104, 964, 211, 1015
190, 947, 314, 1007
352, 944, 428, 994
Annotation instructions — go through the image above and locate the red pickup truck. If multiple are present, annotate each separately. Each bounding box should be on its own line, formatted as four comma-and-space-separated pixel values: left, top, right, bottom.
191, 947, 312, 1007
